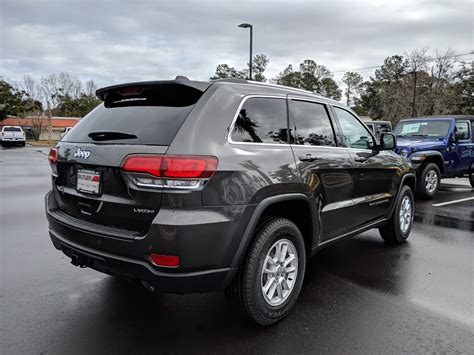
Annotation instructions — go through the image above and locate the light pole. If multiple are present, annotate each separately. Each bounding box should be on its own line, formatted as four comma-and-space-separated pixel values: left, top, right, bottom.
238, 23, 253, 80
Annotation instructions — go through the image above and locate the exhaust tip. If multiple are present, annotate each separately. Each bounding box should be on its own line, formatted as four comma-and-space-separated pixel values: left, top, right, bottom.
141, 280, 156, 293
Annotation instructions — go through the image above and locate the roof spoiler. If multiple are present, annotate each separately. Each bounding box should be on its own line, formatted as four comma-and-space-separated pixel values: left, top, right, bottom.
96, 78, 212, 101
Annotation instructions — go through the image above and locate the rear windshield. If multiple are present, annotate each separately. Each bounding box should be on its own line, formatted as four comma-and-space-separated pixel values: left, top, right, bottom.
3, 127, 22, 132
64, 85, 203, 145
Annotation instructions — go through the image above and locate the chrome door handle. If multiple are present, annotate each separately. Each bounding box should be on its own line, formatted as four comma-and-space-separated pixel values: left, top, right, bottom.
354, 157, 367, 162
299, 155, 319, 162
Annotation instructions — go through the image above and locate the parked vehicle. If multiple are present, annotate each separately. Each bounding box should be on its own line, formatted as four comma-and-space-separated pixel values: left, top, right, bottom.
45, 78, 415, 325
394, 116, 474, 198
1, 126, 26, 147
365, 120, 392, 139
60, 127, 73, 139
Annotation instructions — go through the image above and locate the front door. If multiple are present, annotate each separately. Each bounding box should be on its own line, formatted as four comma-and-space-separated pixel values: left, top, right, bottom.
330, 106, 398, 226
450, 120, 473, 174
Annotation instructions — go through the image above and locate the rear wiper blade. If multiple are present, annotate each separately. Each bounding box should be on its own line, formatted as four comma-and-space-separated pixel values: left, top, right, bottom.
88, 131, 137, 141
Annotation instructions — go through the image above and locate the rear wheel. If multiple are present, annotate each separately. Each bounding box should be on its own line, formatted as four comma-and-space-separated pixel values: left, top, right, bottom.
225, 217, 306, 326
469, 172, 474, 188
417, 163, 441, 199
379, 185, 414, 244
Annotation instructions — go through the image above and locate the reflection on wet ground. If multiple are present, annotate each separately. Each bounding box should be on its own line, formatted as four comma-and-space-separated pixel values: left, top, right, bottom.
415, 184, 474, 231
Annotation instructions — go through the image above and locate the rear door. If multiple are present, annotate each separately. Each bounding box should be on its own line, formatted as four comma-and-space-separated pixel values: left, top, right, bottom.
52, 82, 207, 236
288, 97, 355, 241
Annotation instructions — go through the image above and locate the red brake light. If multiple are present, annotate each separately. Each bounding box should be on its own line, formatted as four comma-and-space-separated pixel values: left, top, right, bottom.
118, 87, 143, 96
150, 254, 180, 267
162, 156, 218, 178
48, 148, 58, 164
122, 155, 163, 176
121, 155, 218, 179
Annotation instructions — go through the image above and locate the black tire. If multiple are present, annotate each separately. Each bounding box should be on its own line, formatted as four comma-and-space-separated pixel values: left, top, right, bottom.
416, 163, 441, 199
469, 172, 474, 188
379, 185, 414, 244
225, 217, 306, 326
20, 141, 26, 147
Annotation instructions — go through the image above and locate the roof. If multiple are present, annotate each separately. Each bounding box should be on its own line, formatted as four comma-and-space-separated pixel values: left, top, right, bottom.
96, 77, 341, 105
1, 116, 80, 128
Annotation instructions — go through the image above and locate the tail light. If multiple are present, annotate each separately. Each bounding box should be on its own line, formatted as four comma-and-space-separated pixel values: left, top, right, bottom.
48, 148, 59, 176
121, 154, 218, 190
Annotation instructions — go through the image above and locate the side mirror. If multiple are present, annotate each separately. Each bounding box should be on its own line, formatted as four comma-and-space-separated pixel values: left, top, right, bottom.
380, 132, 396, 150
454, 130, 467, 141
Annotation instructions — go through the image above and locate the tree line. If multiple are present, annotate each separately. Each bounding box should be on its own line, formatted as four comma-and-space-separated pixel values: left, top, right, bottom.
0, 73, 101, 120
1, 48, 472, 126
210, 48, 473, 122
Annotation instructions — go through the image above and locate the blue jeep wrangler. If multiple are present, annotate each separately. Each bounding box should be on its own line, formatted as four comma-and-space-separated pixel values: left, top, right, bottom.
393, 115, 474, 198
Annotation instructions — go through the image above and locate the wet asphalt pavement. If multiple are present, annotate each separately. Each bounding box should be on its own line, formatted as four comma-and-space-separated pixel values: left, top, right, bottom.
1, 146, 473, 354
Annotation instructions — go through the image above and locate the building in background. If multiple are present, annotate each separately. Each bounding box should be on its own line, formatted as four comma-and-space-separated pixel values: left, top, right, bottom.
0, 116, 80, 140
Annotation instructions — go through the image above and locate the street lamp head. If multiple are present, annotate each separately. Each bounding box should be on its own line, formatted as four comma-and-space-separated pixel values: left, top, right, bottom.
238, 23, 252, 29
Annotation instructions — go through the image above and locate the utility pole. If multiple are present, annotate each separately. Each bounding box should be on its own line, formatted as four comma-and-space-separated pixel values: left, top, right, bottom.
47, 100, 52, 144
411, 71, 417, 117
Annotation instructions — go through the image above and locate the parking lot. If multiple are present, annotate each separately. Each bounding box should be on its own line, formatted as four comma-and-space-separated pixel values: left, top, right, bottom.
1, 146, 473, 354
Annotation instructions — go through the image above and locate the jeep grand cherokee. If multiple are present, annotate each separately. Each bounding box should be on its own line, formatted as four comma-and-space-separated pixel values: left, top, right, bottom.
45, 77, 415, 325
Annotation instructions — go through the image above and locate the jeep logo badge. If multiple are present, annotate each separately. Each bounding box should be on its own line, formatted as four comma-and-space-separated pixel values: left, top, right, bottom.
74, 148, 91, 160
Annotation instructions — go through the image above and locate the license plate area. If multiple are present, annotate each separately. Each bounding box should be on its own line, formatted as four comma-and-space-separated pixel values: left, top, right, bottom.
77, 169, 101, 195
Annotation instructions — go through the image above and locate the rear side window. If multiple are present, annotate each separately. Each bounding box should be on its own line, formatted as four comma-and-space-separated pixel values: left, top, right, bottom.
289, 100, 336, 146
64, 84, 203, 145
230, 97, 288, 144
3, 127, 22, 132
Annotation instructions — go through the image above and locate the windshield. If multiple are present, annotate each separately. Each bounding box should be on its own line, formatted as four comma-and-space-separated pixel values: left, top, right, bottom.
394, 120, 450, 138
3, 127, 22, 132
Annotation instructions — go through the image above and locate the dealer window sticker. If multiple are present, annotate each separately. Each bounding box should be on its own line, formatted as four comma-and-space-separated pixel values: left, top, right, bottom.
401, 123, 420, 134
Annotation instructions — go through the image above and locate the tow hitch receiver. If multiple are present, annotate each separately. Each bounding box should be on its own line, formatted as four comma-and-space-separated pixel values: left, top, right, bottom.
70, 253, 90, 268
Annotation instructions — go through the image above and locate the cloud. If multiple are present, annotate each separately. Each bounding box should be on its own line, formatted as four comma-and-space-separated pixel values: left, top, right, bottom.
1, 0, 472, 88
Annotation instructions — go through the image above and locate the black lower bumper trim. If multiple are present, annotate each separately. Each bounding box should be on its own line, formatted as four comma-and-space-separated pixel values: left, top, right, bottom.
49, 229, 236, 294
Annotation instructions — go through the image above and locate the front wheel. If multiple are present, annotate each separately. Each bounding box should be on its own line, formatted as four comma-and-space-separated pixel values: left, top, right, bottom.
379, 185, 414, 244
417, 163, 441, 199
469, 172, 474, 188
225, 217, 306, 326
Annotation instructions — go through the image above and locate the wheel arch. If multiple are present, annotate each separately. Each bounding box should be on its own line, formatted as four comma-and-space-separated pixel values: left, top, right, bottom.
230, 194, 315, 268
412, 150, 445, 174
387, 173, 416, 217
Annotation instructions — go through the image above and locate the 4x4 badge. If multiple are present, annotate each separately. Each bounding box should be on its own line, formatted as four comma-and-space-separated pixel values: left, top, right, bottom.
74, 148, 91, 160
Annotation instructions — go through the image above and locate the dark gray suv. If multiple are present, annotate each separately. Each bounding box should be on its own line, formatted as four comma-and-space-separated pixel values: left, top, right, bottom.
46, 78, 415, 325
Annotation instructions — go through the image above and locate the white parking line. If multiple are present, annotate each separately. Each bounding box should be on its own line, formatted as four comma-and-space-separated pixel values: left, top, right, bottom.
432, 197, 474, 207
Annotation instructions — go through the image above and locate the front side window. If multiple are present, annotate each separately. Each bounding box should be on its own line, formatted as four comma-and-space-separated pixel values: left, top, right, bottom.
454, 121, 470, 140
230, 97, 288, 144
289, 100, 336, 146
333, 107, 374, 149
394, 120, 451, 138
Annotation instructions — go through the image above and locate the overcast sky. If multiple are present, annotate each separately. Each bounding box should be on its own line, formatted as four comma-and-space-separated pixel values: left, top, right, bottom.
1, 0, 472, 89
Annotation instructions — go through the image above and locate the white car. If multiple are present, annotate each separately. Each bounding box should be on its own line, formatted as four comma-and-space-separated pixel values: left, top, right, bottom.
1, 126, 26, 147
60, 127, 73, 139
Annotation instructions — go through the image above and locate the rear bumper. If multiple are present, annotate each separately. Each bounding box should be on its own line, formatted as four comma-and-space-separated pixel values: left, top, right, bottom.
1, 138, 25, 142
49, 229, 236, 293
45, 191, 247, 294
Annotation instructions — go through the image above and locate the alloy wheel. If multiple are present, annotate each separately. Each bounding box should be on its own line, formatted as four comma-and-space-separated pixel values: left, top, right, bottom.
399, 195, 412, 234
261, 239, 298, 306
425, 170, 438, 193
